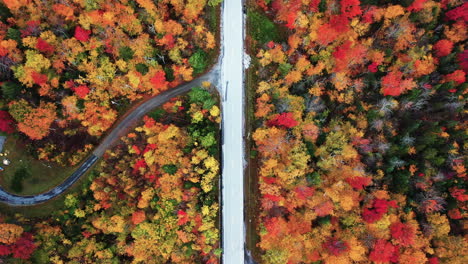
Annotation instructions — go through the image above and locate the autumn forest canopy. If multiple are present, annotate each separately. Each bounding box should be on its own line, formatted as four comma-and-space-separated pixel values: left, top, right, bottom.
248, 0, 466, 263
0, 0, 218, 166
0, 0, 222, 263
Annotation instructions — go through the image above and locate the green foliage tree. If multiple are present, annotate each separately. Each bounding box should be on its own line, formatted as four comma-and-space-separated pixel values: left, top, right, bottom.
189, 50, 208, 74
119, 46, 135, 61
188, 87, 216, 110
135, 63, 149, 75
162, 164, 178, 175
1, 81, 21, 100
10, 166, 31, 193
208, 0, 223, 7
201, 132, 216, 148
248, 11, 279, 44
8, 99, 30, 122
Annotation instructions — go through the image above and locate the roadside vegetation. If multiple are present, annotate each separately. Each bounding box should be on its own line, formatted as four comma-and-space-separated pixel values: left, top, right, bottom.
0, 86, 222, 263
248, 0, 467, 263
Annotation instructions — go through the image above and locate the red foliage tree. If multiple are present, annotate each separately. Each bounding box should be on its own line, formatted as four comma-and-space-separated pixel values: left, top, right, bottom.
433, 39, 454, 57
368, 62, 378, 72
345, 176, 372, 190
340, 0, 362, 19
20, 20, 40, 37
177, 210, 189, 226
74, 26, 91, 42
264, 217, 287, 238
74, 85, 90, 98
445, 2, 468, 22
381, 71, 415, 96
329, 15, 349, 33
161, 34, 175, 49
362, 199, 398, 223
362, 7, 376, 23
10, 233, 36, 260
458, 49, 468, 74
271, 0, 302, 29
0, 111, 15, 134
314, 200, 334, 217
132, 145, 141, 155
390, 222, 415, 246
131, 210, 146, 225
333, 41, 352, 60
381, 71, 404, 96
332, 40, 366, 72
150, 70, 168, 91
407, 0, 428, 12
31, 71, 48, 86
257, 0, 269, 11
316, 15, 350, 45
267, 112, 298, 128
0, 245, 11, 256
448, 208, 463, 219
444, 70, 466, 85
133, 159, 147, 174
317, 15, 351, 46
143, 143, 157, 154
294, 186, 315, 200
285, 12, 297, 29
143, 115, 156, 128
262, 176, 277, 184
449, 187, 468, 202
36, 38, 54, 54
309, 0, 320, 12
264, 193, 281, 202
322, 238, 349, 256
369, 239, 399, 263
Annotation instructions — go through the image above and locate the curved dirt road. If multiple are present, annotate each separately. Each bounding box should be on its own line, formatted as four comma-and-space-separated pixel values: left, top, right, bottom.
0, 72, 216, 206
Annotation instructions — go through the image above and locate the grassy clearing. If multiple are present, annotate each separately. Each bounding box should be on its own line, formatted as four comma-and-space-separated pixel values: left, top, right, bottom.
0, 136, 76, 195
0, 160, 100, 218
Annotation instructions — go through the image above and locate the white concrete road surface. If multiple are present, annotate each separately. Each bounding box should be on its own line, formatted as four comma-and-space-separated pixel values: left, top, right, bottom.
220, 0, 245, 263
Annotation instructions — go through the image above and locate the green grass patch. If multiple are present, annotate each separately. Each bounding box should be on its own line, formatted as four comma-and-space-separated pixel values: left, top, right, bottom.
205, 3, 221, 69
247, 10, 280, 45
10, 165, 31, 193
0, 137, 76, 195
206, 3, 218, 33
0, 159, 100, 218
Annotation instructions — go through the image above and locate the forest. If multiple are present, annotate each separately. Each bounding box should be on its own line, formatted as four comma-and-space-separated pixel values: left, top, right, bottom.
0, 0, 219, 167
247, 0, 467, 263
0, 0, 222, 263
0, 86, 221, 263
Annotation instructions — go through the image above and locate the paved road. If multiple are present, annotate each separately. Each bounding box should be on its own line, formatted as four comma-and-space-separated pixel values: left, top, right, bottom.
0, 72, 216, 206
220, 0, 245, 263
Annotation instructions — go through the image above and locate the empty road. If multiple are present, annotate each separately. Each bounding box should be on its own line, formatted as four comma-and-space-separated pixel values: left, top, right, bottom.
220, 0, 245, 263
